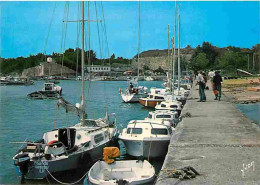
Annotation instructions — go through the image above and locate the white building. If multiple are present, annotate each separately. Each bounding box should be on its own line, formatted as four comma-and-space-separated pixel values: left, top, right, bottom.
86, 65, 111, 73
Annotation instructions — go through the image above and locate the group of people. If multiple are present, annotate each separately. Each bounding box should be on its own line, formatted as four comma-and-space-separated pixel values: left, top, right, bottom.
195, 70, 222, 102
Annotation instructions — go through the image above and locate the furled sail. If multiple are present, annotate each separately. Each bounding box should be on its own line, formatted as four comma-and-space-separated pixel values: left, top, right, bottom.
57, 97, 83, 116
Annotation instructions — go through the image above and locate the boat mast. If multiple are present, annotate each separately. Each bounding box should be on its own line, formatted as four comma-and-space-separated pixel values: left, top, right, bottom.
168, 24, 171, 90
81, 1, 86, 125
137, 1, 141, 81
171, 37, 175, 100
177, 5, 181, 92
172, 1, 177, 100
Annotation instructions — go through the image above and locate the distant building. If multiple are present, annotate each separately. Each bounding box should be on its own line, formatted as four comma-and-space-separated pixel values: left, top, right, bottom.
22, 62, 75, 77
86, 65, 111, 73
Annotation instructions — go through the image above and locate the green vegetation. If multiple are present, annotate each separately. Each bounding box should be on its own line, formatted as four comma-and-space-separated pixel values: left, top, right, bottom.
1, 43, 259, 76
189, 42, 259, 76
0, 49, 131, 75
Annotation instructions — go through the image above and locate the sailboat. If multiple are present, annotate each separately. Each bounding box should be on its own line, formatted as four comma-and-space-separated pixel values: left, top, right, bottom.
12, 2, 117, 180
120, 2, 148, 103
156, 3, 186, 111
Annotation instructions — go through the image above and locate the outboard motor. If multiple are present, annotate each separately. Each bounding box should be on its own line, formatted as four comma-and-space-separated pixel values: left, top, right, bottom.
14, 153, 30, 180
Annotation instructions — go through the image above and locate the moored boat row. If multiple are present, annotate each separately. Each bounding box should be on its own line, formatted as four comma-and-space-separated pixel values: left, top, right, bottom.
10, 1, 192, 184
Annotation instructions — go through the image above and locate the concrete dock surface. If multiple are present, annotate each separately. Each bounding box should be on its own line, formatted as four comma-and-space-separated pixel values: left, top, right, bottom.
156, 83, 260, 185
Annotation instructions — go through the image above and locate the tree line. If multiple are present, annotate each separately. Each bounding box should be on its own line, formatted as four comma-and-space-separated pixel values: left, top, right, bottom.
0, 48, 132, 75
1, 43, 259, 76
188, 42, 260, 75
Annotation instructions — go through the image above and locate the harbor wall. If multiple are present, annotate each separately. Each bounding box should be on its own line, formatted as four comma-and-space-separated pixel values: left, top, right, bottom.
156, 82, 260, 184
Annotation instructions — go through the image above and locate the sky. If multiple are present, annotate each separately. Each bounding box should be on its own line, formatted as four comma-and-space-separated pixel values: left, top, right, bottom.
1, 1, 259, 59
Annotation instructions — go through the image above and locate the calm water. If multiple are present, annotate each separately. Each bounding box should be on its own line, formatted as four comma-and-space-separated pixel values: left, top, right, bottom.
0, 80, 163, 184
236, 103, 260, 126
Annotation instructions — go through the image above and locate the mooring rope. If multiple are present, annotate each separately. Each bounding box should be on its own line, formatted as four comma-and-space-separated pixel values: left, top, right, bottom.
41, 160, 89, 185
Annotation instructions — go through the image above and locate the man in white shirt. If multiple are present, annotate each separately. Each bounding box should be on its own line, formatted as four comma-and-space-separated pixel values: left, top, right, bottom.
196, 71, 206, 102
208, 70, 215, 80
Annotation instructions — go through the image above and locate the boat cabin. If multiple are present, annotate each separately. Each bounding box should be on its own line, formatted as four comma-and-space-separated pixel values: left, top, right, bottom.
146, 111, 179, 120
145, 110, 179, 127
123, 121, 173, 138
150, 88, 168, 95
44, 83, 55, 91
148, 94, 165, 100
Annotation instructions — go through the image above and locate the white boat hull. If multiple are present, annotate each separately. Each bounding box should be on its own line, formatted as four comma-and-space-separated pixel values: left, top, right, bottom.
88, 160, 155, 185
14, 141, 111, 179
121, 93, 147, 103
121, 138, 170, 158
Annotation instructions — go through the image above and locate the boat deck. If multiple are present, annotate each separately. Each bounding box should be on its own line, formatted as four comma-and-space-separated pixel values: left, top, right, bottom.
156, 82, 260, 185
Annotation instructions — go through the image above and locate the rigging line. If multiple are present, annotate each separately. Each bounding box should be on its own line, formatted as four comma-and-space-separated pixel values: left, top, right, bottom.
100, 1, 111, 70
60, 3, 67, 74
88, 1, 91, 67
61, 2, 70, 77
85, 2, 91, 106
137, 0, 141, 79
98, 2, 109, 106
76, 1, 81, 78
59, 2, 67, 64
97, 4, 105, 62
43, 2, 57, 58
95, 2, 103, 64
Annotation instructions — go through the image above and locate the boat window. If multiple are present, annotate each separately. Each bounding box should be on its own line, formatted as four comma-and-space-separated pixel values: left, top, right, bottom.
148, 114, 152, 119
151, 128, 168, 135
132, 128, 142, 134
149, 95, 153, 98
161, 104, 166, 107
168, 128, 172, 135
127, 128, 131, 134
170, 105, 177, 108
156, 115, 171, 118
45, 84, 53, 91
94, 134, 104, 144
104, 131, 109, 138
84, 141, 90, 148
155, 96, 164, 100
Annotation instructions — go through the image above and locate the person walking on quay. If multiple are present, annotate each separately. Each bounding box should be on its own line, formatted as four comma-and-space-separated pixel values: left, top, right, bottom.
208, 69, 215, 93
213, 71, 222, 101
196, 71, 206, 102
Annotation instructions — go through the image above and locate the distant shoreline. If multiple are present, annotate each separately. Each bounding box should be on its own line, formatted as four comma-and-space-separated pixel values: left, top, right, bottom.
222, 77, 260, 104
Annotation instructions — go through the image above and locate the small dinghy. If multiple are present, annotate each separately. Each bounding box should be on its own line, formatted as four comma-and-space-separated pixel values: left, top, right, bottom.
88, 160, 155, 185
27, 82, 62, 99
